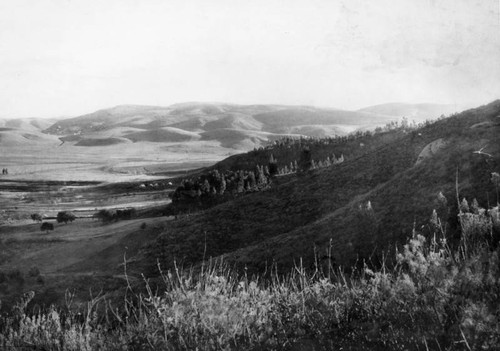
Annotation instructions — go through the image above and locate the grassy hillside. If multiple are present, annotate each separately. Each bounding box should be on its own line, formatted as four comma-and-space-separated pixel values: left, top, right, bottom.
0, 128, 59, 146
207, 128, 406, 173
0, 117, 58, 132
139, 100, 500, 275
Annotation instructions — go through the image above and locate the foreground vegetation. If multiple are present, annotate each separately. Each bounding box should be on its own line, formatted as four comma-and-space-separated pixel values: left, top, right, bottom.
0, 195, 499, 350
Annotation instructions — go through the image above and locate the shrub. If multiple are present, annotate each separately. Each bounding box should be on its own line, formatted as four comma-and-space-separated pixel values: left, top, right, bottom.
28, 266, 40, 277
30, 213, 42, 223
40, 222, 54, 233
94, 209, 116, 222
94, 208, 137, 222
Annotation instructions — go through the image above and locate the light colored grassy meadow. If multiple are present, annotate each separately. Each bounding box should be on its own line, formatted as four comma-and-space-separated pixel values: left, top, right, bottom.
0, 139, 232, 182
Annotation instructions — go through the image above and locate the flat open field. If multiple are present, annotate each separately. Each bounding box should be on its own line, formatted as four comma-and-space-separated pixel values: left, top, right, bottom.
0, 139, 232, 182
0, 178, 171, 221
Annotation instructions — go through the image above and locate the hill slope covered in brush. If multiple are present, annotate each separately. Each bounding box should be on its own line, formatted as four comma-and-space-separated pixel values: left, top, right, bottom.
137, 100, 500, 275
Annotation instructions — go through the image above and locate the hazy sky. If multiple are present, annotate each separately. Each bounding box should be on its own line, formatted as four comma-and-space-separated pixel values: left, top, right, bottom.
0, 0, 499, 118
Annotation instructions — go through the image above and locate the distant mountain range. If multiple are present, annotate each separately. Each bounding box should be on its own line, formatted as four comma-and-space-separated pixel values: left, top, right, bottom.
1, 102, 464, 150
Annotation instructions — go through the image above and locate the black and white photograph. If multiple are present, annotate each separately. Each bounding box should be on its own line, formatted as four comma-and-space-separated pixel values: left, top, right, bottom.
0, 0, 499, 349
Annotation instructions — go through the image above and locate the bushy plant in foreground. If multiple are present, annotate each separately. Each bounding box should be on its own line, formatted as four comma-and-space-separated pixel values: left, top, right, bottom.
1, 202, 499, 350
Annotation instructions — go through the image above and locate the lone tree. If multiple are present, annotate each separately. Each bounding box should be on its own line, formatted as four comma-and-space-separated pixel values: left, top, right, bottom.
268, 154, 278, 176
94, 209, 112, 223
56, 211, 76, 224
219, 175, 226, 195
298, 147, 312, 172
40, 222, 54, 234
31, 213, 43, 223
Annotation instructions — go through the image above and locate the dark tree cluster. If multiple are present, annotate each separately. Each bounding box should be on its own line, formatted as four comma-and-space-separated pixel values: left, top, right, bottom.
94, 208, 136, 223
40, 222, 54, 233
171, 165, 272, 204
260, 131, 376, 152
56, 211, 76, 224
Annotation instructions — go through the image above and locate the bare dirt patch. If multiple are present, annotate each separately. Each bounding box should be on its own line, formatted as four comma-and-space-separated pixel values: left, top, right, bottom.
415, 138, 448, 165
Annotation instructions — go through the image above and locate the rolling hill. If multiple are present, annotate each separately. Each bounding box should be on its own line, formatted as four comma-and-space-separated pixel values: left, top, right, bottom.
0, 103, 465, 173
0, 117, 58, 132
0, 101, 467, 183
131, 100, 500, 276
40, 102, 460, 152
0, 117, 61, 146
0, 127, 59, 146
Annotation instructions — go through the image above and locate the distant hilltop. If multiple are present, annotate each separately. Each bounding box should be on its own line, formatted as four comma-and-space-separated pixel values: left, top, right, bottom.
43, 102, 464, 150
1, 102, 465, 151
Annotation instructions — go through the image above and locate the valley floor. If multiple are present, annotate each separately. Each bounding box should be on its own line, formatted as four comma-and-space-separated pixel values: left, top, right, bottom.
0, 145, 212, 308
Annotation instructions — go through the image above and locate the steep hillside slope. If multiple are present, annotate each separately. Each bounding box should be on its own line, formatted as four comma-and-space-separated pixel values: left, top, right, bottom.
204, 126, 407, 175
138, 100, 500, 275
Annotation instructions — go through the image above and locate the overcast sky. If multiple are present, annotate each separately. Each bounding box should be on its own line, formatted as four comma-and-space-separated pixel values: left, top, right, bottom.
0, 0, 499, 118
